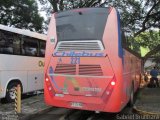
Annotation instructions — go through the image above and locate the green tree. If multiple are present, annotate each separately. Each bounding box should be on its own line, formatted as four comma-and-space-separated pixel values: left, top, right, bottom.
135, 31, 160, 51
0, 0, 44, 33
39, 0, 102, 13
134, 31, 160, 63
102, 0, 160, 37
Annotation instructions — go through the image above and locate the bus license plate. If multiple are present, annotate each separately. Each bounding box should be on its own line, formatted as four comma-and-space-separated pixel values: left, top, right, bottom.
71, 102, 83, 108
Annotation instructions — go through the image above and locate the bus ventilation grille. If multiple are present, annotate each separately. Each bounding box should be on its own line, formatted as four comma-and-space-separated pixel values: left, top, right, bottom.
55, 40, 104, 51
79, 65, 103, 76
54, 64, 76, 75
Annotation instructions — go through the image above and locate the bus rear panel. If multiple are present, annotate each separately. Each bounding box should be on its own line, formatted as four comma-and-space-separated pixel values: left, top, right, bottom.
44, 7, 141, 113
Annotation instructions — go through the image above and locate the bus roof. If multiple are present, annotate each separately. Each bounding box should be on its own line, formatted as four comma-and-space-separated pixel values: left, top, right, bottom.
0, 24, 47, 41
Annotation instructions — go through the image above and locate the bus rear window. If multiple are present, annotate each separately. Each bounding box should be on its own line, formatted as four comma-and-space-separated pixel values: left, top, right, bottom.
56, 8, 109, 41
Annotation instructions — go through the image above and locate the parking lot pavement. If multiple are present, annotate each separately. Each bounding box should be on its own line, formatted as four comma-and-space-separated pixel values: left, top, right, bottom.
133, 87, 160, 116
0, 94, 52, 120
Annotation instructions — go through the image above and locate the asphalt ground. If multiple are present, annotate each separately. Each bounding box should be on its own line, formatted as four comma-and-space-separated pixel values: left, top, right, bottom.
1, 87, 160, 120
133, 87, 160, 116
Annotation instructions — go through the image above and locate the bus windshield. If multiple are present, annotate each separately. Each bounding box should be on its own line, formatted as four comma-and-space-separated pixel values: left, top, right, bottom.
56, 8, 109, 41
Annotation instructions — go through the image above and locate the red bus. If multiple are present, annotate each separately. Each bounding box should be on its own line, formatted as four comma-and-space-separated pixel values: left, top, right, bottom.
44, 7, 142, 113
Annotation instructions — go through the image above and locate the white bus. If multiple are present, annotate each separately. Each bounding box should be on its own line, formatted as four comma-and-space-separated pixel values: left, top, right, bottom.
0, 24, 46, 102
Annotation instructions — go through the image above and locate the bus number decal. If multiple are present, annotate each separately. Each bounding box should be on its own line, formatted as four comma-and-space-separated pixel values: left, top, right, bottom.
58, 57, 62, 63
71, 57, 80, 64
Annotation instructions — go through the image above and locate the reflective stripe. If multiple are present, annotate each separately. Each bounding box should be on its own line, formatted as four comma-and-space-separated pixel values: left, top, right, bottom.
48, 73, 113, 78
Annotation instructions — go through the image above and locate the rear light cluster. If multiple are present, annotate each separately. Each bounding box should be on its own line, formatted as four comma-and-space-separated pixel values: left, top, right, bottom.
102, 75, 116, 101
45, 74, 55, 97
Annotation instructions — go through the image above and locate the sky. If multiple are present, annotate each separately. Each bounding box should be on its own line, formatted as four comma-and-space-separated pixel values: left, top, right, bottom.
36, 0, 48, 20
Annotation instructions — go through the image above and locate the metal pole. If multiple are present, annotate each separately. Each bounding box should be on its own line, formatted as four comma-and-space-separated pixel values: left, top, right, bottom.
17, 84, 21, 113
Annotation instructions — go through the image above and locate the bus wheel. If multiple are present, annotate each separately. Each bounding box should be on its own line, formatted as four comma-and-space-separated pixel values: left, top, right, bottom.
128, 85, 134, 107
6, 82, 19, 102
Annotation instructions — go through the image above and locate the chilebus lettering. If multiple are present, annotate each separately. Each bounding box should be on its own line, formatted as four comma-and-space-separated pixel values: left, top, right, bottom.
53, 51, 104, 57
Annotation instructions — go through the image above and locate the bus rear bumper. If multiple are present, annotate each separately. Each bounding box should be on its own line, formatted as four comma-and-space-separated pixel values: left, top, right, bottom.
44, 90, 122, 113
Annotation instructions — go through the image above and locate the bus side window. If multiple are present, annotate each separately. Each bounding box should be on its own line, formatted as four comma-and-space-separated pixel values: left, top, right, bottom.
39, 41, 46, 57
21, 41, 25, 55
0, 30, 13, 54
13, 34, 21, 55
0, 30, 5, 53
22, 36, 38, 56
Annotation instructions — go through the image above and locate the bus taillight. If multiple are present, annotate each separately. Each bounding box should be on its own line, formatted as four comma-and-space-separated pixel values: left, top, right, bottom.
45, 74, 55, 96
48, 87, 52, 91
46, 77, 49, 82
104, 76, 116, 97
111, 81, 116, 86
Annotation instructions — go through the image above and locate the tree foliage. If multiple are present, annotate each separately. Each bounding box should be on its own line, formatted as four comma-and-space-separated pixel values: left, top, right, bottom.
0, 0, 44, 32
135, 31, 160, 50
102, 0, 160, 37
134, 31, 160, 62
39, 0, 102, 13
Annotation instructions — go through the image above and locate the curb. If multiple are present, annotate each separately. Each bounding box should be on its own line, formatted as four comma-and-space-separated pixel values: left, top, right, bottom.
19, 106, 53, 120
133, 106, 160, 116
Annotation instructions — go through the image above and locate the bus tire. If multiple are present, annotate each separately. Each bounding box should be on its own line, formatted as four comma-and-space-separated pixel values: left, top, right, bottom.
128, 84, 134, 107
6, 81, 22, 102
